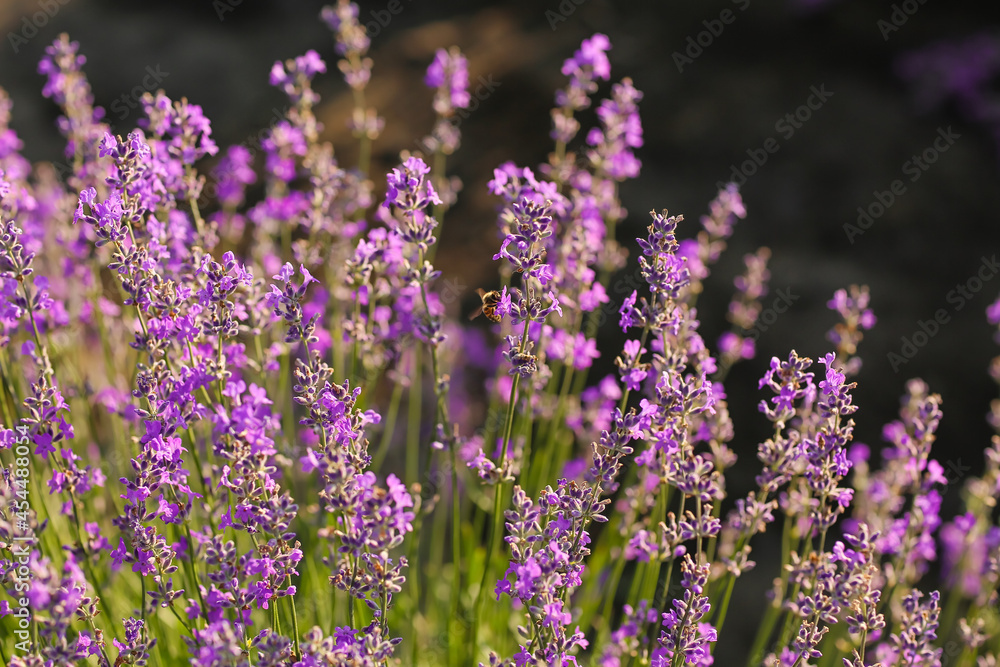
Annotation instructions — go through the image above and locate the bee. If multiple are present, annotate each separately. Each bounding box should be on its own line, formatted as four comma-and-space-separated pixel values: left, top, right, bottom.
469, 288, 503, 323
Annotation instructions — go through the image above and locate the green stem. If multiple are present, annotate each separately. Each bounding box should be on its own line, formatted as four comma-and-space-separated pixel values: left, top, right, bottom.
407, 347, 423, 486
473, 318, 530, 658
449, 443, 463, 667
288, 577, 301, 659
372, 379, 404, 473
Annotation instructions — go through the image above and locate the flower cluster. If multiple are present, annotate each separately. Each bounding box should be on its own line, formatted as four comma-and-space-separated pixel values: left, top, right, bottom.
3, 19, 1000, 667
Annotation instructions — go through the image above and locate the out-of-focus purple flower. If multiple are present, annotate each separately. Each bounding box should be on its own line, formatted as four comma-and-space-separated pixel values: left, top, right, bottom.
37, 34, 108, 188
556, 33, 612, 115
270, 50, 328, 146
213, 145, 257, 209
826, 284, 876, 376
322, 0, 370, 69
896, 32, 1000, 155
426, 47, 471, 116
596, 601, 662, 666
718, 246, 769, 371
586, 78, 643, 181
261, 121, 307, 184
270, 50, 327, 106
322, 1, 383, 141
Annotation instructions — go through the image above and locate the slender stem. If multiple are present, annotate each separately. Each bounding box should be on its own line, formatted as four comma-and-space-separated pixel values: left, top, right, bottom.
473, 317, 531, 657
449, 442, 463, 667
288, 577, 301, 659
712, 574, 737, 645
747, 512, 794, 666
407, 347, 422, 487
372, 380, 404, 473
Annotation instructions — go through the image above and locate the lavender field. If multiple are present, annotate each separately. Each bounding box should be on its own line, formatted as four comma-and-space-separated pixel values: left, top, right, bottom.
1, 1, 1000, 666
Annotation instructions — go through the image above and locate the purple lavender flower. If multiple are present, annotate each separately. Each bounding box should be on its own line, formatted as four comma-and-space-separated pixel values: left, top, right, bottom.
757, 351, 815, 427
621, 209, 690, 335
271, 50, 327, 107
657, 555, 716, 665
896, 33, 1000, 155
321, 1, 384, 142
37, 34, 108, 189
0, 552, 108, 664
426, 47, 471, 116
267, 262, 319, 345
213, 145, 257, 210
321, 1, 371, 87
596, 601, 664, 667
586, 78, 643, 181
718, 246, 771, 372
261, 121, 307, 185
681, 183, 747, 302
554, 34, 612, 143
873, 589, 943, 666
495, 483, 592, 665
826, 284, 876, 376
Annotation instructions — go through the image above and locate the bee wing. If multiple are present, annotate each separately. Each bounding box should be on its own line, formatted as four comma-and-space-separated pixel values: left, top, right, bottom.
468, 304, 485, 321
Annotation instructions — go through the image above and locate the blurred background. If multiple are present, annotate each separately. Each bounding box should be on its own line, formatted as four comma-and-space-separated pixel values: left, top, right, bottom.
2, 0, 999, 658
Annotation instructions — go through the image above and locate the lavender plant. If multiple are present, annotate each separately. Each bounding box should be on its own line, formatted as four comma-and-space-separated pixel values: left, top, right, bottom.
0, 13, 998, 667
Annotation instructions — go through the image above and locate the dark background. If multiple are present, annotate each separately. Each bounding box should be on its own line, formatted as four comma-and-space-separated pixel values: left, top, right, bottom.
2, 0, 999, 658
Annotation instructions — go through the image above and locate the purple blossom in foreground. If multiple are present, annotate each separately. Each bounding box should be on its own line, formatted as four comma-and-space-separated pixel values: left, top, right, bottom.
621, 209, 690, 335
872, 589, 943, 666
490, 185, 562, 379
596, 601, 665, 667
657, 555, 716, 666
495, 484, 591, 665
7, 17, 1000, 667
266, 262, 319, 344
758, 351, 815, 427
